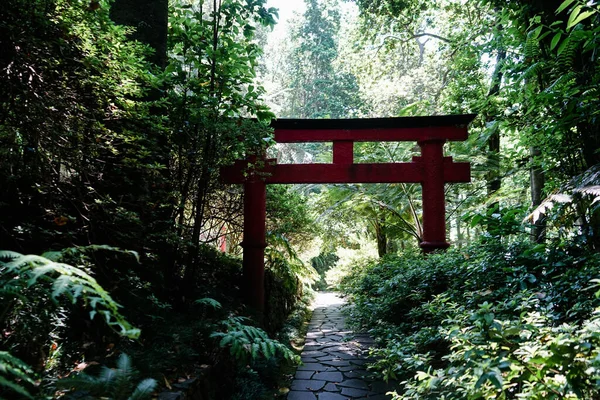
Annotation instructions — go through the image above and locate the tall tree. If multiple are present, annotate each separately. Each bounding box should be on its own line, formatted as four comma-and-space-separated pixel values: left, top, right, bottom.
283, 0, 365, 118
166, 0, 277, 284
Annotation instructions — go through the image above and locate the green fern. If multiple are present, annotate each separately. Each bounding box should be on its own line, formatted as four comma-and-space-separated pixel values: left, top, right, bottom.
524, 30, 542, 59
0, 251, 140, 339
195, 297, 222, 309
58, 353, 156, 400
0, 352, 35, 399
0, 249, 142, 398
210, 316, 300, 366
557, 35, 579, 68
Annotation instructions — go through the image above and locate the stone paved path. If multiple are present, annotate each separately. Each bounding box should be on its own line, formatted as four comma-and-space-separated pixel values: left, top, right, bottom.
287, 292, 396, 400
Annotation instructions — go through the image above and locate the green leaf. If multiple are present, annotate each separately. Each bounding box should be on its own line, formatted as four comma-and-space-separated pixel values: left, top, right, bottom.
557, 0, 577, 14
567, 5, 583, 29
550, 32, 562, 50
568, 10, 595, 29
529, 25, 543, 40
557, 37, 571, 55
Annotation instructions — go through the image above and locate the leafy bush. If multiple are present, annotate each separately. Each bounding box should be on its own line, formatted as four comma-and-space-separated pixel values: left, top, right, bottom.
340, 238, 600, 398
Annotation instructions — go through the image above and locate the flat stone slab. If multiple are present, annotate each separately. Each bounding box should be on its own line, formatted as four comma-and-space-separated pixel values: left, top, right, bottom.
288, 391, 317, 400
329, 351, 356, 360
317, 393, 347, 400
341, 387, 370, 397
295, 371, 314, 379
302, 351, 329, 358
312, 371, 343, 382
297, 363, 329, 371
343, 370, 369, 379
337, 379, 369, 389
291, 380, 326, 391
321, 360, 351, 367
316, 356, 336, 361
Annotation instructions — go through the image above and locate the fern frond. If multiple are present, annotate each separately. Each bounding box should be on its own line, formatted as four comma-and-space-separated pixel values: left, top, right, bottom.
113, 353, 137, 399
0, 251, 23, 263
0, 375, 33, 399
524, 33, 541, 58
525, 193, 573, 222
59, 354, 152, 400
544, 71, 577, 93
99, 366, 118, 385
211, 317, 299, 366
557, 36, 579, 68
574, 185, 600, 196
128, 378, 157, 400
522, 61, 545, 82
0, 352, 35, 399
1, 252, 139, 339
195, 297, 222, 309
116, 353, 133, 378
56, 373, 99, 392
40, 251, 63, 261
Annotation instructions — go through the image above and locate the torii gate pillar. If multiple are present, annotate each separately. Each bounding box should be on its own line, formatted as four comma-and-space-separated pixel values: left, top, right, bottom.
418, 139, 451, 252
241, 166, 267, 312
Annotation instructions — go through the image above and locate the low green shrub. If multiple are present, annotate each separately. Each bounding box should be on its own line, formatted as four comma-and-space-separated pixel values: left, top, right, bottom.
340, 238, 600, 399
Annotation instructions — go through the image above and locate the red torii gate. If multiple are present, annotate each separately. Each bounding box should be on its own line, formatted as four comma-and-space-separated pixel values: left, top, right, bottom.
221, 114, 475, 311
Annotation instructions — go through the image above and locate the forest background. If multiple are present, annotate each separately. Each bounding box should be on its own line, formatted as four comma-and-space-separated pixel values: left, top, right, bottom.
2, 0, 600, 398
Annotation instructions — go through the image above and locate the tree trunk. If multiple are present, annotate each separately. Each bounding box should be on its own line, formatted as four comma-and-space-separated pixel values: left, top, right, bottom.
375, 213, 387, 258
486, 49, 505, 202
530, 146, 546, 243
456, 209, 463, 248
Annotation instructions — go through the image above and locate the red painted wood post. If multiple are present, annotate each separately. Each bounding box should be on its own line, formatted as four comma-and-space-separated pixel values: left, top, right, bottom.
241, 156, 267, 313
333, 141, 353, 164
419, 139, 450, 253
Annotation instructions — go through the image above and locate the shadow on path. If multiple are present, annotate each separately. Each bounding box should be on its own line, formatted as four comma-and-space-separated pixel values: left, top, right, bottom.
287, 292, 397, 400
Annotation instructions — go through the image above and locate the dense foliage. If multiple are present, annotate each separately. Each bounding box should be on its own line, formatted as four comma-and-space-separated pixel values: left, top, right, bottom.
3, 0, 600, 398
0, 0, 314, 398
341, 237, 600, 398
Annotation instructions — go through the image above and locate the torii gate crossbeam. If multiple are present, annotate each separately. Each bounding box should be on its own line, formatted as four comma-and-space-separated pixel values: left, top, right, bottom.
221, 114, 476, 312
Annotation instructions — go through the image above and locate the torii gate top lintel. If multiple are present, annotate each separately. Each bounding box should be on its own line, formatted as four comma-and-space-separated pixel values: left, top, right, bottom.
270, 113, 476, 142
220, 114, 476, 312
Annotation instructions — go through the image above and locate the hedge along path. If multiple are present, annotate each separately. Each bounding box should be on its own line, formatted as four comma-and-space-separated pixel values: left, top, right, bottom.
287, 292, 397, 400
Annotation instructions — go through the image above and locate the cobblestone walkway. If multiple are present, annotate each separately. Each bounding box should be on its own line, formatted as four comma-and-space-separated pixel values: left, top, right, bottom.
287, 292, 395, 400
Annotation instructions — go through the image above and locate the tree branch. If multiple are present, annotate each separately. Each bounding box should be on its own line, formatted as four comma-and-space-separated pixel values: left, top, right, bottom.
378, 32, 452, 47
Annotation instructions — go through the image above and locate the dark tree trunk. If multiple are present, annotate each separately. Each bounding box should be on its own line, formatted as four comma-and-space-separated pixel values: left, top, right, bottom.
375, 211, 387, 258
110, 0, 168, 69
530, 146, 546, 243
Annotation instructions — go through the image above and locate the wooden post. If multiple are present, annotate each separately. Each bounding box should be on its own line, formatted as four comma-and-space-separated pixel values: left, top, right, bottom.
241, 158, 267, 313
333, 141, 353, 164
418, 139, 450, 253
